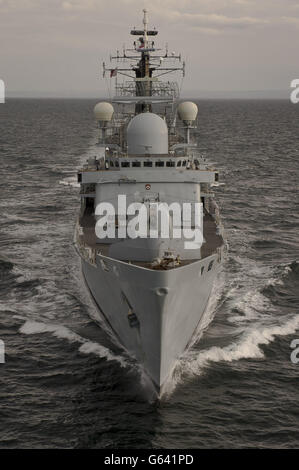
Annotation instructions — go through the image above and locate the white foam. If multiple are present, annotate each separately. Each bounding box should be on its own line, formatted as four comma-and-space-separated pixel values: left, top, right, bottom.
228, 290, 272, 323
58, 136, 98, 189
161, 257, 299, 399
20, 321, 78, 340
2, 212, 37, 223
59, 177, 80, 188
266, 264, 292, 287
19, 320, 128, 368
181, 314, 299, 378
78, 341, 127, 367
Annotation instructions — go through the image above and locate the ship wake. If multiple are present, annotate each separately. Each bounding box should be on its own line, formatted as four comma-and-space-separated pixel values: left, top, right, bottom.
18, 318, 129, 368
160, 259, 299, 399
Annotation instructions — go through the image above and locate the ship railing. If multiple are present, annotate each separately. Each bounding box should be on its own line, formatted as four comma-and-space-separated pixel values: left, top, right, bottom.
115, 81, 179, 98
75, 221, 97, 267
112, 96, 174, 105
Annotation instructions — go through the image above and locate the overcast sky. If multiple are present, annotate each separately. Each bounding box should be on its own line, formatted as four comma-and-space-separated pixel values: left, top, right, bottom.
1, 0, 298, 98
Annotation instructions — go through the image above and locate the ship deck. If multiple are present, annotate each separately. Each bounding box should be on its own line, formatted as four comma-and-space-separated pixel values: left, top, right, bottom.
78, 208, 223, 269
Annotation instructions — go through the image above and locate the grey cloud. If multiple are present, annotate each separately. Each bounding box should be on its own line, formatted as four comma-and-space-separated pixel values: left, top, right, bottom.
0, 0, 298, 97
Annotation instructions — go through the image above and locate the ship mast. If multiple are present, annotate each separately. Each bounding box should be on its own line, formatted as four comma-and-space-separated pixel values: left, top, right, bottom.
134, 9, 153, 111
141, 8, 149, 79
102, 10, 185, 114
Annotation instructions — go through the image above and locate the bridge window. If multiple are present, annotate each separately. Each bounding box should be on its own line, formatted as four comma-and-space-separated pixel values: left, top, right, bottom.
208, 261, 214, 271
121, 161, 130, 168
155, 161, 164, 167
166, 161, 175, 167
115, 160, 119, 167
182, 160, 187, 167
132, 161, 141, 167
177, 160, 182, 167
144, 161, 153, 167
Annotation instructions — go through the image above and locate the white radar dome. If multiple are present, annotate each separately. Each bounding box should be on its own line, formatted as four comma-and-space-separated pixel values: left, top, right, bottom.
94, 102, 114, 122
177, 101, 198, 125
127, 112, 168, 155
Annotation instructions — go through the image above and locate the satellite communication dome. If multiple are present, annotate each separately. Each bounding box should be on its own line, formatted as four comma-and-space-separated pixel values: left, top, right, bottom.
127, 112, 168, 155
177, 101, 198, 125
94, 102, 114, 122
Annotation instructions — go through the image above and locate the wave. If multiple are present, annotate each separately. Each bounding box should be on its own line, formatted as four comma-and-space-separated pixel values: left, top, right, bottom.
0, 257, 14, 274
2, 213, 39, 224
228, 290, 272, 323
58, 176, 80, 188
19, 320, 128, 368
162, 313, 299, 399
183, 314, 299, 374
262, 261, 299, 305
58, 142, 99, 189
161, 260, 299, 398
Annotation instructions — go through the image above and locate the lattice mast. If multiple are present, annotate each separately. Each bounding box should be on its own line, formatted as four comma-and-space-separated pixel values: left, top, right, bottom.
103, 9, 185, 113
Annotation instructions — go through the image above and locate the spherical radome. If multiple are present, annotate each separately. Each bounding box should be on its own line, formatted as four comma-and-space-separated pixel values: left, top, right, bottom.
94, 102, 114, 121
177, 101, 198, 124
127, 112, 168, 155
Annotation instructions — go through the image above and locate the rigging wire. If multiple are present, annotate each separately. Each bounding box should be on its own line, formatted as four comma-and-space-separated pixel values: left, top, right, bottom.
179, 74, 184, 98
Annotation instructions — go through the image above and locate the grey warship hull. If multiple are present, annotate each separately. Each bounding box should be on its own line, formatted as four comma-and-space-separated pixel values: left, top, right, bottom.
81, 251, 220, 391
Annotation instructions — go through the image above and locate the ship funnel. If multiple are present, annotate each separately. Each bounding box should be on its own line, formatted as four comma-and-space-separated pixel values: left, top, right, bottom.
177, 101, 198, 126
94, 102, 114, 124
127, 112, 168, 155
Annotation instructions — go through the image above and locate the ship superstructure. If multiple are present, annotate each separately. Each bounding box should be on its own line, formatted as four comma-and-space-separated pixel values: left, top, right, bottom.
75, 10, 224, 392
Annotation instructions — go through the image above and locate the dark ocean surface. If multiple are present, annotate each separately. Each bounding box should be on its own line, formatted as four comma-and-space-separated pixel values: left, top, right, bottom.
0, 99, 299, 449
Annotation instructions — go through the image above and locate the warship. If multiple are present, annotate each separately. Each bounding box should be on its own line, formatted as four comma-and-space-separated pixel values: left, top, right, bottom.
75, 10, 224, 392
